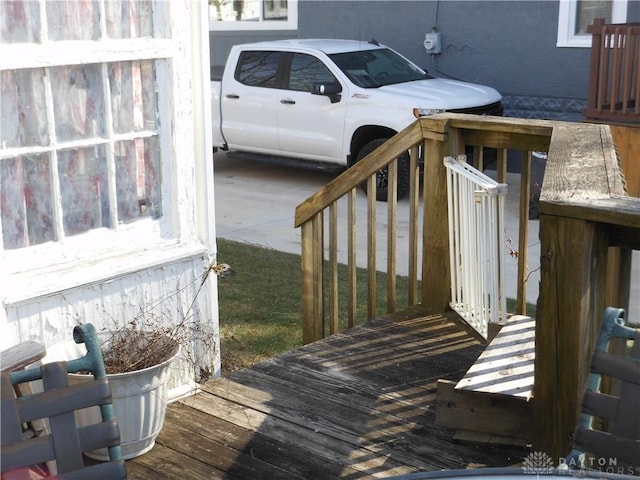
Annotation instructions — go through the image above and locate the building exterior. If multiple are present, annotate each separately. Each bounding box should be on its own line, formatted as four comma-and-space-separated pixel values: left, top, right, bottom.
1, 1, 218, 397
209, 0, 640, 121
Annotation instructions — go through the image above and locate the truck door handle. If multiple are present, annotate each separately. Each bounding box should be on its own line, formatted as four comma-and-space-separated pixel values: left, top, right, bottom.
280, 99, 296, 105
226, 94, 240, 99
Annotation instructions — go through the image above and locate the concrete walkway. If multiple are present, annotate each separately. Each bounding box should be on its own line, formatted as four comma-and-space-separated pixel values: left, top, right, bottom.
214, 152, 639, 321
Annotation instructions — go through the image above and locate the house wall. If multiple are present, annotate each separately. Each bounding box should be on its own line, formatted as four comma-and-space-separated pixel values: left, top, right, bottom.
209, 0, 639, 121
1, 253, 218, 399
1, 0, 220, 396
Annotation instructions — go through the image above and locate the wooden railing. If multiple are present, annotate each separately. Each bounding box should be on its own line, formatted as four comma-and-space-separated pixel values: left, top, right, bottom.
294, 114, 552, 344
294, 122, 425, 344
585, 19, 640, 125
295, 114, 640, 459
534, 122, 639, 460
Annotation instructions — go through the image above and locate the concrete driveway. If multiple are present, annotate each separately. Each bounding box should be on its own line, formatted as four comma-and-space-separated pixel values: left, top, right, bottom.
213, 151, 639, 320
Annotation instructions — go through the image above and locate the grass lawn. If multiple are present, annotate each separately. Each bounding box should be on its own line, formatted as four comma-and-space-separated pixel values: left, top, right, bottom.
217, 239, 303, 374
216, 238, 535, 375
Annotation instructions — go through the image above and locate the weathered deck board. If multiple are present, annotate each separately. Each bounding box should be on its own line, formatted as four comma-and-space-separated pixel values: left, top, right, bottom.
455, 315, 535, 398
126, 311, 529, 479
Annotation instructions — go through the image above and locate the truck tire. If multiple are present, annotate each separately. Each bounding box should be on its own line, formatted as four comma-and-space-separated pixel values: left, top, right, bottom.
355, 138, 410, 201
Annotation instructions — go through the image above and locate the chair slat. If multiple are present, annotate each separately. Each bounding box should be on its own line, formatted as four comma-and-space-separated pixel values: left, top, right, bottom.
574, 427, 640, 465
78, 421, 122, 452
581, 390, 618, 420
15, 376, 113, 423
41, 362, 85, 473
591, 350, 640, 384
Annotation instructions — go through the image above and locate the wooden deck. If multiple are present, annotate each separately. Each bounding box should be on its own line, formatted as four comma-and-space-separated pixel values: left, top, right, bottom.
126, 309, 529, 479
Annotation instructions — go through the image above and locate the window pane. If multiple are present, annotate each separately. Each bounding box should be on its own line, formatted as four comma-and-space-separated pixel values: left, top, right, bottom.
110, 61, 158, 134
576, 0, 612, 34
1, 154, 55, 249
288, 54, 335, 92
0, 0, 41, 43
213, 0, 289, 21
115, 137, 161, 223
213, 0, 260, 21
58, 146, 111, 236
50, 64, 105, 142
105, 0, 154, 39
236, 51, 281, 87
46, 0, 99, 41
1, 69, 49, 148
264, 0, 287, 20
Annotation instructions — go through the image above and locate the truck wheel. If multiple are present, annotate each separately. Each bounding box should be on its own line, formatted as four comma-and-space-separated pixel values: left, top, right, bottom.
355, 138, 410, 201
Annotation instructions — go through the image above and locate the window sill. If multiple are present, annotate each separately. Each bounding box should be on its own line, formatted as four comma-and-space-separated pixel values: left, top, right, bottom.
2, 242, 210, 306
556, 37, 592, 48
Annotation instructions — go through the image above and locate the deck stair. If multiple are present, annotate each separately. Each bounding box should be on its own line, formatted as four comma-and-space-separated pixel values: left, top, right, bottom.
436, 315, 535, 446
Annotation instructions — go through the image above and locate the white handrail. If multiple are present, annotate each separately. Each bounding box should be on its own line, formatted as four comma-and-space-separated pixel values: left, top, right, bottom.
445, 155, 507, 338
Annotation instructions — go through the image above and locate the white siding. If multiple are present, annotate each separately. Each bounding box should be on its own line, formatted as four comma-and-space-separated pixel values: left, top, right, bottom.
0, 0, 219, 395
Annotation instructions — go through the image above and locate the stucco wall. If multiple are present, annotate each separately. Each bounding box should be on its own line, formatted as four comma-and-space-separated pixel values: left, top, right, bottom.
210, 0, 638, 121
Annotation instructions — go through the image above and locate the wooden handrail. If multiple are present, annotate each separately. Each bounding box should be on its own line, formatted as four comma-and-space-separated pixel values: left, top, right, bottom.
585, 19, 640, 125
294, 121, 423, 227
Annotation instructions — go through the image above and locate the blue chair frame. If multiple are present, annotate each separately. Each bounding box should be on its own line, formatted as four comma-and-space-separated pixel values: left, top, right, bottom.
1, 324, 126, 479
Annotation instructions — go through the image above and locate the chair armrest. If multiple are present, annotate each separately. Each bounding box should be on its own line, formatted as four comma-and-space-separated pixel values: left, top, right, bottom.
1, 341, 47, 373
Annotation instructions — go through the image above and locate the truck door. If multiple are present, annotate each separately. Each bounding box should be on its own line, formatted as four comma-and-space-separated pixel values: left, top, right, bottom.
277, 53, 347, 164
221, 50, 282, 153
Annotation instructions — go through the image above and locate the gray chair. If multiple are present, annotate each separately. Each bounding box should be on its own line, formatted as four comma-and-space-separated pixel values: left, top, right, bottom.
565, 306, 640, 472
1, 324, 126, 479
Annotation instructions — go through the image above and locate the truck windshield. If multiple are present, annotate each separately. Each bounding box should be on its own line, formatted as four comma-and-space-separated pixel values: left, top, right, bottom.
329, 48, 429, 88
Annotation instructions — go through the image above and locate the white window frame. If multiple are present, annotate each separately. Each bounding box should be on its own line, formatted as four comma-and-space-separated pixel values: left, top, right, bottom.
209, 0, 297, 31
557, 0, 628, 47
0, 2, 207, 303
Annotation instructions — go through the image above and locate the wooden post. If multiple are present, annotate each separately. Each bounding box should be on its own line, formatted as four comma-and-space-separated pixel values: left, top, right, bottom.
421, 118, 454, 313
301, 213, 324, 344
586, 19, 605, 114
516, 150, 531, 314
534, 215, 609, 460
533, 123, 624, 459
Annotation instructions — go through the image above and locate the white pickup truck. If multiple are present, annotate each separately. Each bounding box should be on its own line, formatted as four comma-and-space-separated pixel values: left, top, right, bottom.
211, 38, 503, 199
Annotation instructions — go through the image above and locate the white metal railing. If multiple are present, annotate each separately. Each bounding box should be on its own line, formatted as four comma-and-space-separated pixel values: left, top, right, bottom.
445, 155, 507, 338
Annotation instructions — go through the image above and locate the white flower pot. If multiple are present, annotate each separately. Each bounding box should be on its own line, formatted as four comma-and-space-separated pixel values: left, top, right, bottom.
43, 335, 178, 460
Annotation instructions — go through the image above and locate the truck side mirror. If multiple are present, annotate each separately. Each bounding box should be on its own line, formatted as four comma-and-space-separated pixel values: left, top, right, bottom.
311, 82, 342, 104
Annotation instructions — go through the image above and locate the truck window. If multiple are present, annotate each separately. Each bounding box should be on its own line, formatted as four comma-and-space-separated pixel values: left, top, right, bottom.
330, 48, 427, 88
287, 53, 337, 92
235, 50, 282, 88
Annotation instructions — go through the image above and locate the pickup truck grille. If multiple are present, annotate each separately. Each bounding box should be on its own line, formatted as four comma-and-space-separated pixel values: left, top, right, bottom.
448, 101, 504, 117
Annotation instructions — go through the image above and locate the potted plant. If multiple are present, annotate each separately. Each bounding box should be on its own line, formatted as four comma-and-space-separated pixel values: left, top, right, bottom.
43, 263, 233, 460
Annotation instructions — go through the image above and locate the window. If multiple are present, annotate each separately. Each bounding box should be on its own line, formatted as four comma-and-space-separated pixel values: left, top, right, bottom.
287, 54, 336, 92
235, 51, 283, 87
1, 60, 162, 250
330, 48, 426, 88
557, 0, 628, 47
209, 0, 297, 31
0, 0, 192, 287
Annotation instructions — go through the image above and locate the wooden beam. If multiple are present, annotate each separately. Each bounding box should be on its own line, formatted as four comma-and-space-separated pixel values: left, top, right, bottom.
436, 380, 533, 443
422, 132, 452, 313
534, 215, 609, 459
